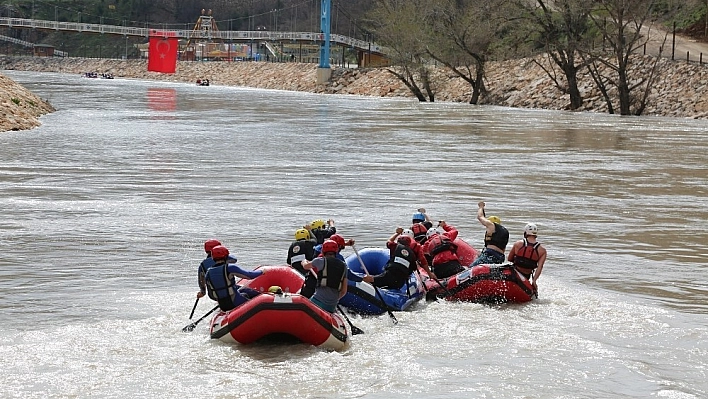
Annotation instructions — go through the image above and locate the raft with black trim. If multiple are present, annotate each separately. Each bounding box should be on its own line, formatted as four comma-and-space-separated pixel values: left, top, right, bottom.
423, 263, 536, 304
208, 265, 350, 351
339, 247, 426, 315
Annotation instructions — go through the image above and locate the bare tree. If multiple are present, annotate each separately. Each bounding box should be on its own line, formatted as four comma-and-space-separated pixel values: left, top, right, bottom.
587, 0, 663, 115
424, 0, 512, 104
367, 0, 438, 101
515, 0, 595, 110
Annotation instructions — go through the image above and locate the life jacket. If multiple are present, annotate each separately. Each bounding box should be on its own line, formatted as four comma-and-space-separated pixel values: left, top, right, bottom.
199, 254, 236, 277
287, 239, 315, 275
485, 223, 509, 250
411, 223, 428, 244
312, 227, 336, 244
428, 234, 458, 257
205, 264, 237, 311
317, 257, 347, 291
198, 256, 216, 277
512, 238, 541, 272
387, 243, 418, 274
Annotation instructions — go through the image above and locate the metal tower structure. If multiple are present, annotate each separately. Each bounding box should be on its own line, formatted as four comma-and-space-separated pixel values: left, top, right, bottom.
318, 0, 331, 69
316, 0, 332, 83
183, 9, 221, 61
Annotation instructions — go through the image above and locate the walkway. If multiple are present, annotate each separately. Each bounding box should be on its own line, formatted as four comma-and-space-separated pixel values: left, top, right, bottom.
0, 17, 384, 55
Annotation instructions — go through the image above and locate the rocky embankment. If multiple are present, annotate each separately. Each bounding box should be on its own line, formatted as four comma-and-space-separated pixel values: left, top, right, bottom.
2, 52, 708, 132
0, 71, 55, 132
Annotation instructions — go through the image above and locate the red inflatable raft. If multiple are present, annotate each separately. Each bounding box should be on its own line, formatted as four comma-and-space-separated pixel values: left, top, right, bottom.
422, 239, 535, 303
423, 263, 536, 304
208, 266, 350, 351
452, 237, 480, 266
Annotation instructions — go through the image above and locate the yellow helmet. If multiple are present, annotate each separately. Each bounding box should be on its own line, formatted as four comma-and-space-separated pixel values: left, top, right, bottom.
268, 285, 283, 294
488, 215, 501, 224
311, 219, 326, 230
295, 228, 310, 241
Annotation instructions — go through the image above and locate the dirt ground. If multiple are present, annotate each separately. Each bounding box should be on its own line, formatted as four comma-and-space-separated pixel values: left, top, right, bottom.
644, 23, 708, 63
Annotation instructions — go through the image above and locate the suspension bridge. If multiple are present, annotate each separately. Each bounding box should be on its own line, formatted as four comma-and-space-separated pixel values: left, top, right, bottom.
0, 17, 385, 61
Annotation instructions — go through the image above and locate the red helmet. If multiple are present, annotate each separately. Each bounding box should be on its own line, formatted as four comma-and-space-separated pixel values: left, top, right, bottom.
397, 235, 412, 247
210, 245, 229, 260
204, 239, 221, 253
321, 239, 339, 255
330, 234, 346, 249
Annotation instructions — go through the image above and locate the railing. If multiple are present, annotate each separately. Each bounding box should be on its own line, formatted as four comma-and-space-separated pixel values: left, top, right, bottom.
0, 17, 384, 54
0, 33, 68, 57
263, 41, 279, 59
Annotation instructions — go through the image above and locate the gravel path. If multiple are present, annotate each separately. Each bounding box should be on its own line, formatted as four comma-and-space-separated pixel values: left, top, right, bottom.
642, 24, 708, 63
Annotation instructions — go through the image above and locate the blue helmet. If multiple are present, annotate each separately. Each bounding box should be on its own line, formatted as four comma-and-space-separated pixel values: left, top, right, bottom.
412, 212, 426, 222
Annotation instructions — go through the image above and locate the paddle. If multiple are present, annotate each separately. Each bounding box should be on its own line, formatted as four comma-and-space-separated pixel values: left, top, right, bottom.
188, 297, 200, 319
415, 268, 440, 303
351, 245, 398, 325
431, 275, 455, 299
337, 305, 364, 335
415, 269, 429, 294
182, 305, 219, 332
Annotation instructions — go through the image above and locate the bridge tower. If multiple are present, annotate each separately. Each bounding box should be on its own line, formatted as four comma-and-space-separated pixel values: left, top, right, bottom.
316, 0, 332, 84
183, 9, 222, 61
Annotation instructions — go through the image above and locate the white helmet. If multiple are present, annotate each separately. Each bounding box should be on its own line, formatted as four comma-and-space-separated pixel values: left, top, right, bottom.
400, 229, 414, 239
426, 227, 442, 238
524, 223, 538, 236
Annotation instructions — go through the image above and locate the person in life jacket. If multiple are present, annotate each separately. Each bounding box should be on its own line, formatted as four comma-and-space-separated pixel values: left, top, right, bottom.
361, 228, 418, 289
311, 233, 364, 286
197, 239, 237, 299
396, 227, 437, 280
287, 228, 318, 297
507, 223, 547, 293
301, 240, 348, 313
313, 233, 355, 258
412, 208, 434, 229
423, 221, 464, 279
410, 208, 434, 243
287, 229, 316, 273
307, 218, 337, 244
471, 201, 510, 266
204, 245, 265, 311
410, 221, 430, 245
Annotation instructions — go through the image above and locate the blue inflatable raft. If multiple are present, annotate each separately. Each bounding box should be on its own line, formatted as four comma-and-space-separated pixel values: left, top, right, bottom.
339, 247, 426, 315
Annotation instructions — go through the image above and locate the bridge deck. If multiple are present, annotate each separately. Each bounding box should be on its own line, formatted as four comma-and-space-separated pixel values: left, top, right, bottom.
0, 17, 383, 55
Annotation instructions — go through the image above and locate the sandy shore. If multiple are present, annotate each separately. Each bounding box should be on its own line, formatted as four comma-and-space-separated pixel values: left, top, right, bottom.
3, 52, 708, 132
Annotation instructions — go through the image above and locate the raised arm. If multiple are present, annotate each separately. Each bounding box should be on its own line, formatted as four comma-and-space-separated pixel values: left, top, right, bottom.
477, 201, 495, 231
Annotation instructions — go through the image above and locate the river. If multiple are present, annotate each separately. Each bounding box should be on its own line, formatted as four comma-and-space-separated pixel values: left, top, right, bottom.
1, 70, 706, 399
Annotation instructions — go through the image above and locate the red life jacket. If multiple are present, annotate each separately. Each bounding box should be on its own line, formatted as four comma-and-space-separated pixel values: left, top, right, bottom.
427, 234, 457, 257
513, 238, 541, 271
411, 223, 428, 243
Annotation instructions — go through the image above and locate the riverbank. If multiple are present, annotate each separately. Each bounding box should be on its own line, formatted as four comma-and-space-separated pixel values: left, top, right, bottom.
2, 53, 708, 132
0, 70, 55, 132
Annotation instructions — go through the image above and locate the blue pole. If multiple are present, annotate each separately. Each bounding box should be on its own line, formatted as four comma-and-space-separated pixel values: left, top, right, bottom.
318, 0, 331, 68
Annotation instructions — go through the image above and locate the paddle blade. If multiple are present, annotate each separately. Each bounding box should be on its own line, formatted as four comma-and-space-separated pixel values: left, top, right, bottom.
182, 322, 197, 333
351, 325, 364, 335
